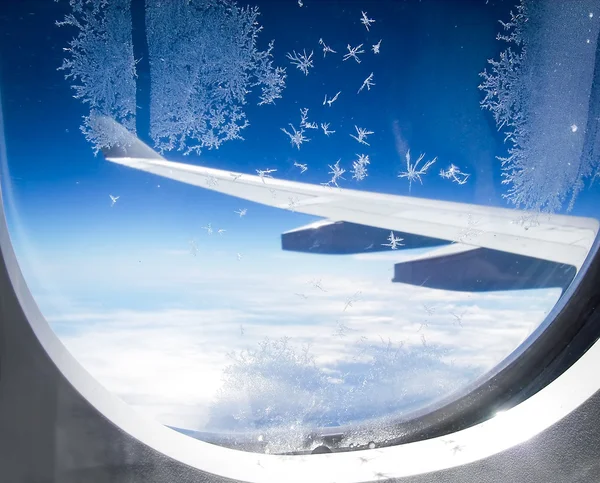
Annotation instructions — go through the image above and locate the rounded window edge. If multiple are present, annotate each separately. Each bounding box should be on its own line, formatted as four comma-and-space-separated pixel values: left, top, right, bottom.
1, 123, 600, 481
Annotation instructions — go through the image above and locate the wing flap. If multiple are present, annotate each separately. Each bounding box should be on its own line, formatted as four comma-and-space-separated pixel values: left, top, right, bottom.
392, 246, 576, 292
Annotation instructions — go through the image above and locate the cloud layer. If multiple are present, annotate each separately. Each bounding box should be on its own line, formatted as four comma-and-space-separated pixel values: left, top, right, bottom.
34, 247, 560, 450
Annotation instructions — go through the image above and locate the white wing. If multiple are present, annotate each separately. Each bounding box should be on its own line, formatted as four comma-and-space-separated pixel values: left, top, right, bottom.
99, 117, 598, 291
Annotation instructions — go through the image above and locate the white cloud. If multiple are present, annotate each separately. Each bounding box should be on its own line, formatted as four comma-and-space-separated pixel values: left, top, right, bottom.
47, 287, 559, 435
23, 242, 562, 444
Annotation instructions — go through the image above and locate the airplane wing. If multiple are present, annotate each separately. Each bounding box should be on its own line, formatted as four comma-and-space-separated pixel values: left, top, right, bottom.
98, 117, 599, 292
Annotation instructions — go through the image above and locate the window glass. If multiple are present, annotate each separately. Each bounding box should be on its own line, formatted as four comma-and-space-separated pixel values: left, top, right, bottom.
1, 0, 599, 454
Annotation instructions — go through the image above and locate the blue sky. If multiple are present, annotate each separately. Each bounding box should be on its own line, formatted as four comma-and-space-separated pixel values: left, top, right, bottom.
0, 0, 599, 446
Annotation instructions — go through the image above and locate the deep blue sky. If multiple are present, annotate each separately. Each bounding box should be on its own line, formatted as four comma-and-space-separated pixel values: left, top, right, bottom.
0, 0, 599, 301
2, 0, 598, 435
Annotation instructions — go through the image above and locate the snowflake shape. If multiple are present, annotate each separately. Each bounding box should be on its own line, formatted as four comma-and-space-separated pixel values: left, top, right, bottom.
382, 231, 404, 249
256, 168, 277, 183
372, 39, 382, 54
323, 91, 341, 107
281, 123, 310, 149
321, 122, 335, 136
360, 11, 375, 31
451, 310, 467, 327
286, 49, 314, 75
343, 43, 365, 63
423, 304, 436, 316
351, 154, 370, 181
322, 159, 346, 187
318, 38, 337, 57
439, 164, 470, 185
358, 73, 375, 93
309, 278, 327, 292
299, 108, 318, 129
343, 291, 362, 311
333, 321, 353, 338
293, 161, 308, 173
398, 150, 437, 191
350, 125, 374, 146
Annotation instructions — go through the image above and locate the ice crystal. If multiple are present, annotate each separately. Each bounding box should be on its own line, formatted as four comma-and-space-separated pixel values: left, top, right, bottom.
381, 231, 404, 250
351, 154, 370, 181
256, 168, 277, 183
318, 38, 337, 57
372, 39, 382, 54
398, 150, 437, 191
350, 126, 374, 146
440, 164, 470, 185
321, 122, 335, 136
343, 43, 365, 63
293, 161, 308, 173
360, 11, 375, 31
357, 73, 375, 94
286, 49, 314, 75
323, 91, 341, 107
281, 124, 310, 149
322, 159, 346, 187
145, 1, 286, 155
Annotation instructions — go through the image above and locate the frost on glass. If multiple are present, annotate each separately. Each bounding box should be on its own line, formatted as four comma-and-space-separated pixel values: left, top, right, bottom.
145, 0, 286, 155
479, 0, 600, 212
56, 0, 137, 153
286, 49, 314, 75
398, 150, 437, 192
322, 160, 346, 187
351, 154, 370, 181
207, 336, 470, 443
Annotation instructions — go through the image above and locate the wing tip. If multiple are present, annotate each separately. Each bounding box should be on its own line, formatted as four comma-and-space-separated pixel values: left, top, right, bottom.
90, 115, 162, 161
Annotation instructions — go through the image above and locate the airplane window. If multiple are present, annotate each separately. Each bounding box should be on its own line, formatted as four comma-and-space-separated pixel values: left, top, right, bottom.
1, 0, 599, 456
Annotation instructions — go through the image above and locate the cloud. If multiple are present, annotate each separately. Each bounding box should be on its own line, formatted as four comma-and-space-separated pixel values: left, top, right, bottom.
46, 288, 559, 438
24, 241, 562, 447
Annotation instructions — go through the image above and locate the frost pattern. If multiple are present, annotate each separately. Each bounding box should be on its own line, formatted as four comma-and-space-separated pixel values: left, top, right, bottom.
479, 0, 599, 212
440, 164, 470, 185
323, 91, 341, 107
299, 108, 318, 129
318, 38, 336, 57
382, 231, 404, 249
358, 73, 375, 94
207, 336, 467, 439
281, 124, 310, 149
398, 150, 437, 191
286, 49, 314, 75
350, 125, 374, 146
57, 0, 137, 153
360, 11, 375, 31
351, 154, 370, 181
146, 0, 286, 155
294, 161, 308, 173
322, 160, 346, 187
256, 168, 277, 182
320, 122, 335, 136
372, 39, 382, 54
343, 43, 365, 63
